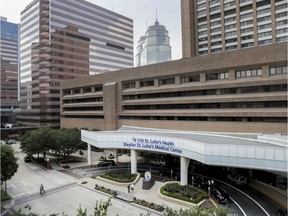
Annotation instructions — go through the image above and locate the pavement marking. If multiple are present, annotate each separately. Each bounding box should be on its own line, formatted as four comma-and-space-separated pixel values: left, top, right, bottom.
230, 197, 247, 216
220, 181, 270, 216
213, 178, 270, 216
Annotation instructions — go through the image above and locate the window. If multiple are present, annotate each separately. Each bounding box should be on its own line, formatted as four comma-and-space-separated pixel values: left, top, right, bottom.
236, 69, 262, 78
63, 90, 70, 96
180, 75, 200, 83
72, 89, 80, 94
270, 66, 288, 75
140, 80, 154, 87
95, 86, 103, 92
123, 82, 135, 89
83, 87, 92, 93
159, 78, 175, 85
206, 72, 229, 80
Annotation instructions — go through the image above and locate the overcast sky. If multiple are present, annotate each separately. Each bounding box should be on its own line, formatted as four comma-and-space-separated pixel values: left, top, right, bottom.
0, 0, 182, 62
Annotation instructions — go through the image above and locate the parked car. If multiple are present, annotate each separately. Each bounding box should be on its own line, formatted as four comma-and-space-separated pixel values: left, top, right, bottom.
24, 155, 32, 163
149, 159, 166, 166
227, 173, 247, 186
97, 160, 115, 167
210, 187, 229, 204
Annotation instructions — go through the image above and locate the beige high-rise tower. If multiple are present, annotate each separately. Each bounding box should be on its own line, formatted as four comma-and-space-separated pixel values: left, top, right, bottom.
181, 0, 288, 57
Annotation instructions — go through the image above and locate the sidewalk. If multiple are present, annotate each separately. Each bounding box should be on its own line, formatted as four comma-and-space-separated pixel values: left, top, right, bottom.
76, 175, 197, 211
50, 153, 201, 211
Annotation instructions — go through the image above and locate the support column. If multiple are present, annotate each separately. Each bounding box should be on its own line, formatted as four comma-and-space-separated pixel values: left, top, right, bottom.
180, 157, 190, 186
130, 149, 137, 174
114, 149, 118, 163
87, 144, 92, 165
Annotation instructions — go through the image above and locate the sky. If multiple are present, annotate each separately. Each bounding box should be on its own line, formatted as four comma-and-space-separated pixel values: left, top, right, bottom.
0, 0, 182, 62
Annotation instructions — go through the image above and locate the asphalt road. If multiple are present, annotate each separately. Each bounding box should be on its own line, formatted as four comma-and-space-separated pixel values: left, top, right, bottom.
74, 163, 284, 216
3, 145, 284, 216
3, 144, 162, 216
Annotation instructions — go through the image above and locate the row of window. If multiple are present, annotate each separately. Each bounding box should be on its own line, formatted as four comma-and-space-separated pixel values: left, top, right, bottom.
123, 67, 286, 89
123, 101, 287, 110
119, 115, 287, 123
122, 84, 287, 101
63, 107, 103, 111
270, 66, 288, 75
63, 85, 103, 95
63, 97, 103, 104
236, 69, 262, 78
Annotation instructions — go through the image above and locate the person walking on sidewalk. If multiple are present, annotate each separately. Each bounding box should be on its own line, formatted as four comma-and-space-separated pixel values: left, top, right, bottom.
130, 183, 134, 193
40, 184, 45, 195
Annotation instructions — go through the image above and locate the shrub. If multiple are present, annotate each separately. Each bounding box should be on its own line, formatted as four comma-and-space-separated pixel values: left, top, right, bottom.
160, 183, 208, 204
99, 171, 137, 183
134, 198, 164, 212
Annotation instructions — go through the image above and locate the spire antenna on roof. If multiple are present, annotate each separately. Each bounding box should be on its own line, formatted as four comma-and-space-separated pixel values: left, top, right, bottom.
156, 8, 158, 21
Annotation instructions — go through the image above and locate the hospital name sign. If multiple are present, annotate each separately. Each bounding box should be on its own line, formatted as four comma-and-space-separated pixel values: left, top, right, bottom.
123, 136, 182, 154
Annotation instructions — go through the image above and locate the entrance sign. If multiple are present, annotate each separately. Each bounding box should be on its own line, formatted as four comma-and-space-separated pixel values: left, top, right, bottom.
124, 136, 182, 154
144, 171, 151, 181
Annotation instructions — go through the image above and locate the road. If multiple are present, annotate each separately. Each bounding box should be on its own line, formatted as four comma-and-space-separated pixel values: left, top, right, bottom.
3, 145, 284, 216
2, 144, 162, 216
74, 163, 284, 216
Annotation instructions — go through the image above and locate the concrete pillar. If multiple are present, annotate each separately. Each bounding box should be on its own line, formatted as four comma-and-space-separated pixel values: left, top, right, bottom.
180, 157, 190, 186
87, 144, 92, 165
114, 149, 118, 163
130, 149, 137, 174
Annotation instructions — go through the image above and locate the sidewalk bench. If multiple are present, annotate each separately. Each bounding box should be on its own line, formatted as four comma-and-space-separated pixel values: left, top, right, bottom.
113, 190, 135, 202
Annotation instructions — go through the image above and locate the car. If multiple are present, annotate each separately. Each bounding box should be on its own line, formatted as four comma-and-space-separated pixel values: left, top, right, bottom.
97, 160, 115, 167
277, 208, 287, 216
149, 159, 166, 166
24, 155, 32, 163
227, 173, 247, 186
210, 187, 229, 204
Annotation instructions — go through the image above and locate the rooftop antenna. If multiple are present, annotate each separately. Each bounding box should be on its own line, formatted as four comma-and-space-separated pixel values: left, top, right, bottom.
156, 8, 158, 21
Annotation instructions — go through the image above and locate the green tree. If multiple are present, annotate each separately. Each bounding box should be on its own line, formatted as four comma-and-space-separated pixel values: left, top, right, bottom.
56, 128, 86, 158
0, 144, 18, 194
76, 197, 112, 216
20, 128, 55, 159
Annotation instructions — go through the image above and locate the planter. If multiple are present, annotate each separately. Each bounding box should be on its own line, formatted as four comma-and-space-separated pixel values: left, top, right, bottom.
1, 199, 15, 210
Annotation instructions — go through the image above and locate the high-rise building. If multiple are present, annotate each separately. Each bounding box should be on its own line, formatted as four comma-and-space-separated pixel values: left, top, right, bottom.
17, 0, 134, 127
136, 19, 171, 66
0, 17, 19, 124
181, 0, 288, 57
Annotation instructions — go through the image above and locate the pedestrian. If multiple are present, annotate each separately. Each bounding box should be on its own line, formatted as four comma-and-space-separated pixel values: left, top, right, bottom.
130, 183, 134, 193
127, 184, 130, 193
40, 184, 45, 195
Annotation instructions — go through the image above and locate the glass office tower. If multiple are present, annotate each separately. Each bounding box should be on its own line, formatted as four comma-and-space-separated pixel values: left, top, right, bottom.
136, 19, 171, 66
18, 0, 133, 127
0, 17, 19, 124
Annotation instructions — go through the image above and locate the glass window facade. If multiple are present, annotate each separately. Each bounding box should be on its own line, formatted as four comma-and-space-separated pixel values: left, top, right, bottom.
136, 20, 171, 66
18, 0, 134, 127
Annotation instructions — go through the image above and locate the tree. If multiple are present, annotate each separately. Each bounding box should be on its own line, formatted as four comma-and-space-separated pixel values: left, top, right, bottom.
56, 128, 86, 158
20, 128, 55, 159
0, 144, 18, 194
76, 197, 111, 216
